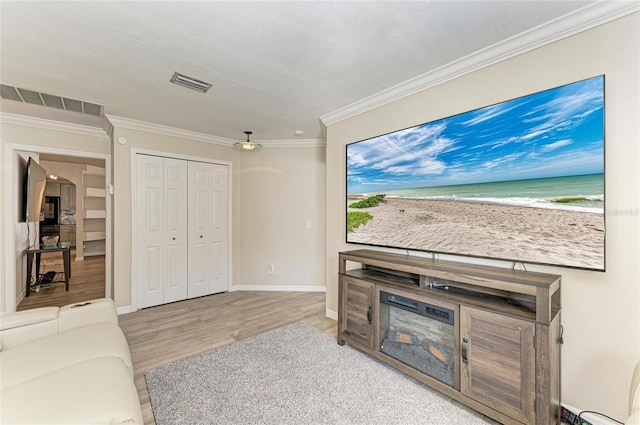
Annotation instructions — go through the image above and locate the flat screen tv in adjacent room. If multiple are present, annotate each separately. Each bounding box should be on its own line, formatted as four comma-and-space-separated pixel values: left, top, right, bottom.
22, 157, 48, 223
346, 75, 605, 271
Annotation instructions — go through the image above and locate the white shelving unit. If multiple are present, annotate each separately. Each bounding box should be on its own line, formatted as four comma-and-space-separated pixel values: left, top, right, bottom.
85, 187, 105, 197
84, 210, 106, 219
82, 167, 106, 257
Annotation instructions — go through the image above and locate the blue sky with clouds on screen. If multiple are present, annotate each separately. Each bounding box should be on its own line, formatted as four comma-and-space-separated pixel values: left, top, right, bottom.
347, 76, 604, 194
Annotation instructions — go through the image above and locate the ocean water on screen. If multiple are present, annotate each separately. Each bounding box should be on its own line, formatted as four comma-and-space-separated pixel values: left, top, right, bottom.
384, 173, 604, 213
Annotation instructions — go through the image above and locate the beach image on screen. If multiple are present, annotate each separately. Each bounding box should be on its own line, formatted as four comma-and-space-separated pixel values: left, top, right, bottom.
346, 76, 605, 271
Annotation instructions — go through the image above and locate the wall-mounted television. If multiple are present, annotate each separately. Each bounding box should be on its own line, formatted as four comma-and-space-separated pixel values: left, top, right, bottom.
22, 157, 48, 223
346, 75, 605, 271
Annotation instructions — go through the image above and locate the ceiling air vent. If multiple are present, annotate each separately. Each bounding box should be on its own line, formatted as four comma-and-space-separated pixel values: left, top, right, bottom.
0, 84, 103, 116
170, 72, 212, 93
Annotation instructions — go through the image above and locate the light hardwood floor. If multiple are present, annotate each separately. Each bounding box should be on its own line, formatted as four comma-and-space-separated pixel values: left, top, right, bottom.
16, 252, 337, 425
17, 250, 106, 311
119, 291, 337, 425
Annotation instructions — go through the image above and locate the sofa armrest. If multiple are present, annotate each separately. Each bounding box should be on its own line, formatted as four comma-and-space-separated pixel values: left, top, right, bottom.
0, 307, 59, 350
58, 298, 118, 332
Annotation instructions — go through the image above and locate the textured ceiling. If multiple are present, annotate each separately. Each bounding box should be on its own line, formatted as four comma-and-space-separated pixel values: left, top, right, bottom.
0, 1, 600, 142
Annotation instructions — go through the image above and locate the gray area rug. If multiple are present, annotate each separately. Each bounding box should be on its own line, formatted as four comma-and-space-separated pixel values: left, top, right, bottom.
145, 321, 494, 425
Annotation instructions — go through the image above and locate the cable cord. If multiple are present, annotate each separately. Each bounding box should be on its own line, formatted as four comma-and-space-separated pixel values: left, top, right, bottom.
577, 410, 623, 424
26, 223, 35, 285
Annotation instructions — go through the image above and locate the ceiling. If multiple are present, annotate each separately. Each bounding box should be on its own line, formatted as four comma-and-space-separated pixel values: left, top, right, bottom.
0, 0, 622, 143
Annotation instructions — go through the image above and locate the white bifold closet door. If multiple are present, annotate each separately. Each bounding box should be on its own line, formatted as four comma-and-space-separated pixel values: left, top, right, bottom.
187, 161, 229, 298
136, 154, 228, 309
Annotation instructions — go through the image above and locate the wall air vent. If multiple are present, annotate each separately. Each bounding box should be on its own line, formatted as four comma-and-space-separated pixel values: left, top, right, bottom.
170, 72, 212, 93
0, 84, 22, 101
0, 83, 103, 116
17, 87, 44, 105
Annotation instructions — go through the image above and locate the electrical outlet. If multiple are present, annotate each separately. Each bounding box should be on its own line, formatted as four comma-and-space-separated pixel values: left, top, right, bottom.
268, 264, 275, 274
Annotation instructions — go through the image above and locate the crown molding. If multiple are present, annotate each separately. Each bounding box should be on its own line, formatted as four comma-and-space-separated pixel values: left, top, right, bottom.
106, 115, 234, 147
107, 115, 326, 148
259, 139, 326, 148
0, 112, 109, 138
320, 1, 640, 127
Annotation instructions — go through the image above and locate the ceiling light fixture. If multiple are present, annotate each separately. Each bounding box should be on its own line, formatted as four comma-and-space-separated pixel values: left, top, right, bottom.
234, 131, 262, 151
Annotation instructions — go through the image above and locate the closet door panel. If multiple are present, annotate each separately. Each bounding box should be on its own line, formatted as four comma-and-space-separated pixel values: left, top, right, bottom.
188, 162, 213, 298
163, 159, 188, 303
188, 162, 229, 297
136, 155, 165, 308
209, 164, 229, 294
136, 155, 229, 308
144, 246, 162, 291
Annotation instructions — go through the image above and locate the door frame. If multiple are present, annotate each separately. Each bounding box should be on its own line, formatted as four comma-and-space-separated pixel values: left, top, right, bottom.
2, 143, 112, 312
130, 148, 233, 311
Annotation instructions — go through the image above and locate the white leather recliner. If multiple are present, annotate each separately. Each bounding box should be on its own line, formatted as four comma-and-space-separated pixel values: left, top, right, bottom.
0, 298, 143, 425
629, 361, 640, 425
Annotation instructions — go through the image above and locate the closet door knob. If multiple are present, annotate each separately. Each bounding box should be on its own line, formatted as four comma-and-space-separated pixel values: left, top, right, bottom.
200, 235, 203, 239
172, 237, 176, 241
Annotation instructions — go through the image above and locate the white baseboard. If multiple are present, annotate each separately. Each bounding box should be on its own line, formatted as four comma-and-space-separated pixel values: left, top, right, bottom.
116, 305, 134, 315
326, 309, 338, 320
229, 285, 326, 292
563, 403, 620, 425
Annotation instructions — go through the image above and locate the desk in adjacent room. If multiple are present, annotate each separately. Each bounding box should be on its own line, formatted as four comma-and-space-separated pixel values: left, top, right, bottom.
25, 246, 71, 297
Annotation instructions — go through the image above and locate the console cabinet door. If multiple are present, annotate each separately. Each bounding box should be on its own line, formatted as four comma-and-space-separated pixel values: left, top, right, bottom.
460, 306, 536, 424
340, 276, 375, 348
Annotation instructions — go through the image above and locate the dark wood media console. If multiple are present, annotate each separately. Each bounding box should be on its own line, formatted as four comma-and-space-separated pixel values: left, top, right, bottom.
338, 249, 562, 425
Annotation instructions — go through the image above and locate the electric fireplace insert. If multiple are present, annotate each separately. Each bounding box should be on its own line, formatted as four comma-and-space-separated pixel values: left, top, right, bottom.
379, 291, 455, 386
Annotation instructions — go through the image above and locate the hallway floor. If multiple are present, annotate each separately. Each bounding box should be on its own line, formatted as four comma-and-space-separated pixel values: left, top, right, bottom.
18, 249, 106, 310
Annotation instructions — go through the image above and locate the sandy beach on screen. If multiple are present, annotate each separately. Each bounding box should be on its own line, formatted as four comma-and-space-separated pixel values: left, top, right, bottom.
347, 197, 604, 270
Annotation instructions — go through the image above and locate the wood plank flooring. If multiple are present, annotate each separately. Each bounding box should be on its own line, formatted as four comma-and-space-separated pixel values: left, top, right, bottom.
118, 291, 337, 425
15, 251, 336, 425
17, 250, 106, 311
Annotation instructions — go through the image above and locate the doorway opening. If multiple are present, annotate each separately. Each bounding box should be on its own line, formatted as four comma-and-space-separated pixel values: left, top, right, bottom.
4, 146, 111, 312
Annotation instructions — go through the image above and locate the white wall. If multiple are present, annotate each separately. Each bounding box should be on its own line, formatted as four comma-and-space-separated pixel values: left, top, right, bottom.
236, 146, 326, 290
110, 125, 327, 310
2, 117, 327, 313
1, 120, 110, 312
13, 151, 38, 308
111, 126, 237, 309
325, 14, 639, 422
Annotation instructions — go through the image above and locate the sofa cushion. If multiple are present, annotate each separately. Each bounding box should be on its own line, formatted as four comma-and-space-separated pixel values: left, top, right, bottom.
0, 307, 59, 331
58, 298, 119, 332
0, 323, 133, 390
0, 307, 59, 349
0, 356, 142, 424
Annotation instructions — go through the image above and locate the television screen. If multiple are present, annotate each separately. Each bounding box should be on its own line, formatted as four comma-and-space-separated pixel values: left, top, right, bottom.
346, 75, 605, 271
23, 157, 48, 223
